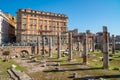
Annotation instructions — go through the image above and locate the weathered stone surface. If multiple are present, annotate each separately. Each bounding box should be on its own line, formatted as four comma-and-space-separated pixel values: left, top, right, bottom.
7, 69, 18, 80
68, 32, 72, 61
8, 68, 32, 80
11, 64, 16, 69
42, 36, 45, 57
83, 31, 88, 64
49, 37, 52, 57
57, 32, 61, 59
112, 35, 115, 54
103, 26, 109, 69
77, 42, 80, 51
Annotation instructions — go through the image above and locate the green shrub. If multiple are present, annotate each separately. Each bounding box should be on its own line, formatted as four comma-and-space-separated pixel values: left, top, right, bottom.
2, 51, 10, 62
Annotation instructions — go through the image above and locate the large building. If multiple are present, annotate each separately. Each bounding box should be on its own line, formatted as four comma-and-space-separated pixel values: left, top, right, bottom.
115, 35, 120, 43
16, 8, 68, 45
0, 10, 16, 44
6, 13, 16, 43
96, 32, 110, 50
69, 29, 96, 51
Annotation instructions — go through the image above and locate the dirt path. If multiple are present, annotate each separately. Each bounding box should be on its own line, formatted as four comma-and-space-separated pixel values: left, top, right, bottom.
14, 58, 46, 73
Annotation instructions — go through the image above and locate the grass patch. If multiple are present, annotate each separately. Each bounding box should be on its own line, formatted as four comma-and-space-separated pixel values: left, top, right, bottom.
0, 59, 27, 79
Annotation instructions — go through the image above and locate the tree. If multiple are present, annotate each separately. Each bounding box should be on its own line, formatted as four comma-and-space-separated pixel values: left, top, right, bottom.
2, 51, 10, 62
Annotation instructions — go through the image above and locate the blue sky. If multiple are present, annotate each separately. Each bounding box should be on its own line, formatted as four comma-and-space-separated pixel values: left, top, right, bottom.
0, 0, 120, 35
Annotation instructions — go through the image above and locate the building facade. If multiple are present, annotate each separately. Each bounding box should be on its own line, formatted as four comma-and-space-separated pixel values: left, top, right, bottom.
115, 35, 120, 43
16, 8, 68, 45
96, 32, 103, 50
6, 13, 16, 43
0, 10, 15, 44
69, 29, 95, 51
96, 32, 110, 51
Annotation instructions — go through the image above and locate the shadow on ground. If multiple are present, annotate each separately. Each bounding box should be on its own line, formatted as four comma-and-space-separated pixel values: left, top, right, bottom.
46, 59, 67, 62
74, 74, 120, 80
44, 67, 103, 72
60, 63, 83, 66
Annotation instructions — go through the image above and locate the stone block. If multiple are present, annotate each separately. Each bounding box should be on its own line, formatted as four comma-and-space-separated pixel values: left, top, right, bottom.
11, 64, 16, 68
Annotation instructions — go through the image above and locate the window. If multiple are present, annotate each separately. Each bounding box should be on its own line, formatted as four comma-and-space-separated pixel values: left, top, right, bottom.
18, 26, 21, 29
57, 22, 59, 25
22, 31, 25, 35
21, 36, 26, 42
34, 19, 37, 24
30, 19, 33, 24
57, 27, 59, 30
23, 24, 26, 29
39, 36, 42, 42
61, 27, 63, 30
31, 14, 33, 17
23, 18, 26, 24
34, 14, 36, 17
40, 25, 42, 30
34, 40, 36, 42
22, 13, 26, 16
33, 30, 36, 35
44, 20, 47, 25
64, 22, 67, 26
49, 21, 51, 25
30, 25, 32, 29
53, 22, 55, 26
40, 20, 42, 25
54, 26, 56, 30
61, 22, 63, 26
29, 36, 33, 41
23, 13, 26, 16
47, 21, 49, 25
64, 28, 66, 31
45, 26, 47, 30
34, 25, 37, 30
40, 15, 42, 18
59, 22, 62, 27
33, 36, 36, 42
30, 30, 32, 34
55, 22, 57, 26
49, 26, 52, 30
